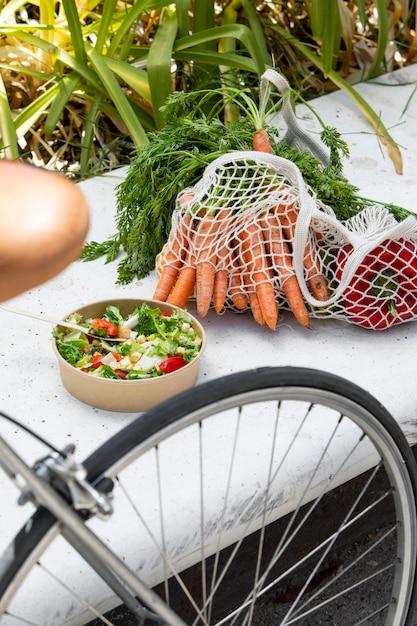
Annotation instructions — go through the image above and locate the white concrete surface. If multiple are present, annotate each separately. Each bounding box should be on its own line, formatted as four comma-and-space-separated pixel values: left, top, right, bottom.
1, 63, 417, 623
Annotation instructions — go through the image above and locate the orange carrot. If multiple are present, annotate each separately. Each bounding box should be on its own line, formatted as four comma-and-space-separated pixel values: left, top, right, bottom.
212, 237, 230, 314
261, 213, 310, 328
253, 129, 273, 153
275, 201, 329, 302
195, 209, 229, 318
242, 271, 264, 326
237, 222, 278, 330
153, 216, 192, 302
213, 269, 228, 314
168, 247, 196, 308
229, 251, 249, 310
153, 193, 194, 302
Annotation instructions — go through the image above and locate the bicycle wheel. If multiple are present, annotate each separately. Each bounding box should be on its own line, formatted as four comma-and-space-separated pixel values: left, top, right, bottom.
1, 366, 417, 626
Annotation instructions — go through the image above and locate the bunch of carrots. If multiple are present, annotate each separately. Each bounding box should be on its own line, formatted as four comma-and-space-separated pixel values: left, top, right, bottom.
153, 129, 329, 330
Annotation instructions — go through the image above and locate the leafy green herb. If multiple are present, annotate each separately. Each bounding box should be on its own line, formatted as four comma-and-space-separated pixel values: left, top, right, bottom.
52, 330, 85, 366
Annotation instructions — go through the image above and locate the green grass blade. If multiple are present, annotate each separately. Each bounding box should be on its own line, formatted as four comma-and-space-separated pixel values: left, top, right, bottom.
0, 74, 19, 158
338, 0, 354, 61
175, 0, 191, 38
39, 0, 55, 43
366, 0, 389, 78
107, 0, 156, 57
147, 4, 178, 129
61, 0, 87, 62
240, 0, 271, 65
13, 85, 60, 140
220, 0, 239, 55
310, 0, 341, 74
193, 0, 215, 33
80, 94, 101, 175
173, 49, 258, 73
174, 24, 267, 76
104, 57, 151, 103
95, 0, 118, 53
44, 73, 81, 136
87, 46, 149, 145
352, 0, 367, 26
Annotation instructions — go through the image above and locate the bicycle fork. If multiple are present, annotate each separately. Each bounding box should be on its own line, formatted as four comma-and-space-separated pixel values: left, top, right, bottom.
0, 435, 186, 626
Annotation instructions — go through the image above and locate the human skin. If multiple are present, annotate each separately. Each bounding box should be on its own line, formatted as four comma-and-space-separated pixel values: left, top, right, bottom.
0, 161, 90, 301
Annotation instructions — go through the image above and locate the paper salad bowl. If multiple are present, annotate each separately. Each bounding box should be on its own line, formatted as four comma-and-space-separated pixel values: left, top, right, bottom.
52, 298, 206, 413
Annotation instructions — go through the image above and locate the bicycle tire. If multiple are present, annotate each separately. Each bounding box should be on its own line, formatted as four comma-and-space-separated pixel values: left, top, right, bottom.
1, 366, 417, 625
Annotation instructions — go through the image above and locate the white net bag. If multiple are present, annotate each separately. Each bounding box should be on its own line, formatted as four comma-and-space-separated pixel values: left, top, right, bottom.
154, 151, 417, 331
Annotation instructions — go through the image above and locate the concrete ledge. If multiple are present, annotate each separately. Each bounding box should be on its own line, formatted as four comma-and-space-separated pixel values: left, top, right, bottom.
1, 64, 417, 624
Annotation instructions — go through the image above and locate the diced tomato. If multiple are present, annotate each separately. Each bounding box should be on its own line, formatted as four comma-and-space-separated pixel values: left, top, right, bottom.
90, 354, 104, 368
160, 311, 172, 317
158, 356, 186, 374
112, 351, 123, 362
90, 318, 118, 337
114, 369, 128, 379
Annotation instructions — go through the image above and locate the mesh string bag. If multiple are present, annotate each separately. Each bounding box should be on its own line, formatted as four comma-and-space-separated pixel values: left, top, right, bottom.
156, 150, 417, 331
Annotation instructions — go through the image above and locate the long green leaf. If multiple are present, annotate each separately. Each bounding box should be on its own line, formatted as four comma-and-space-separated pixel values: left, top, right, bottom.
147, 4, 178, 130
175, 0, 191, 38
174, 49, 258, 73
61, 0, 87, 62
220, 0, 240, 55
310, 0, 341, 74
352, 0, 367, 27
338, 0, 354, 61
193, 0, 215, 34
270, 24, 403, 174
366, 0, 389, 78
95, 0, 118, 53
39, 0, 55, 43
104, 57, 151, 103
13, 85, 60, 140
44, 73, 81, 136
0, 74, 19, 158
240, 0, 271, 65
80, 95, 101, 175
174, 24, 267, 76
87, 46, 149, 145
107, 0, 156, 57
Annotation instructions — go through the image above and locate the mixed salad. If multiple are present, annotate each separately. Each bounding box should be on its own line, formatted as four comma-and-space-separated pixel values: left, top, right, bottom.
53, 303, 203, 380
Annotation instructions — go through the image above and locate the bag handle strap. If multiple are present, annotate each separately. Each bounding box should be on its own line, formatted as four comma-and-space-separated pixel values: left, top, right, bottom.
260, 69, 330, 168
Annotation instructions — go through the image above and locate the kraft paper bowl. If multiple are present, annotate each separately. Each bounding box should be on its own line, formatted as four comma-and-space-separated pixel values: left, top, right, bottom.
52, 298, 206, 412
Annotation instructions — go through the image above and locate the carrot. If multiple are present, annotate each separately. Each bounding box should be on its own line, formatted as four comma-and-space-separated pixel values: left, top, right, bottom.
195, 209, 229, 318
153, 216, 192, 302
213, 269, 228, 314
253, 129, 273, 153
275, 200, 329, 302
228, 250, 249, 310
237, 222, 278, 330
212, 236, 230, 314
153, 193, 194, 302
242, 271, 264, 326
167, 247, 196, 308
261, 212, 310, 328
